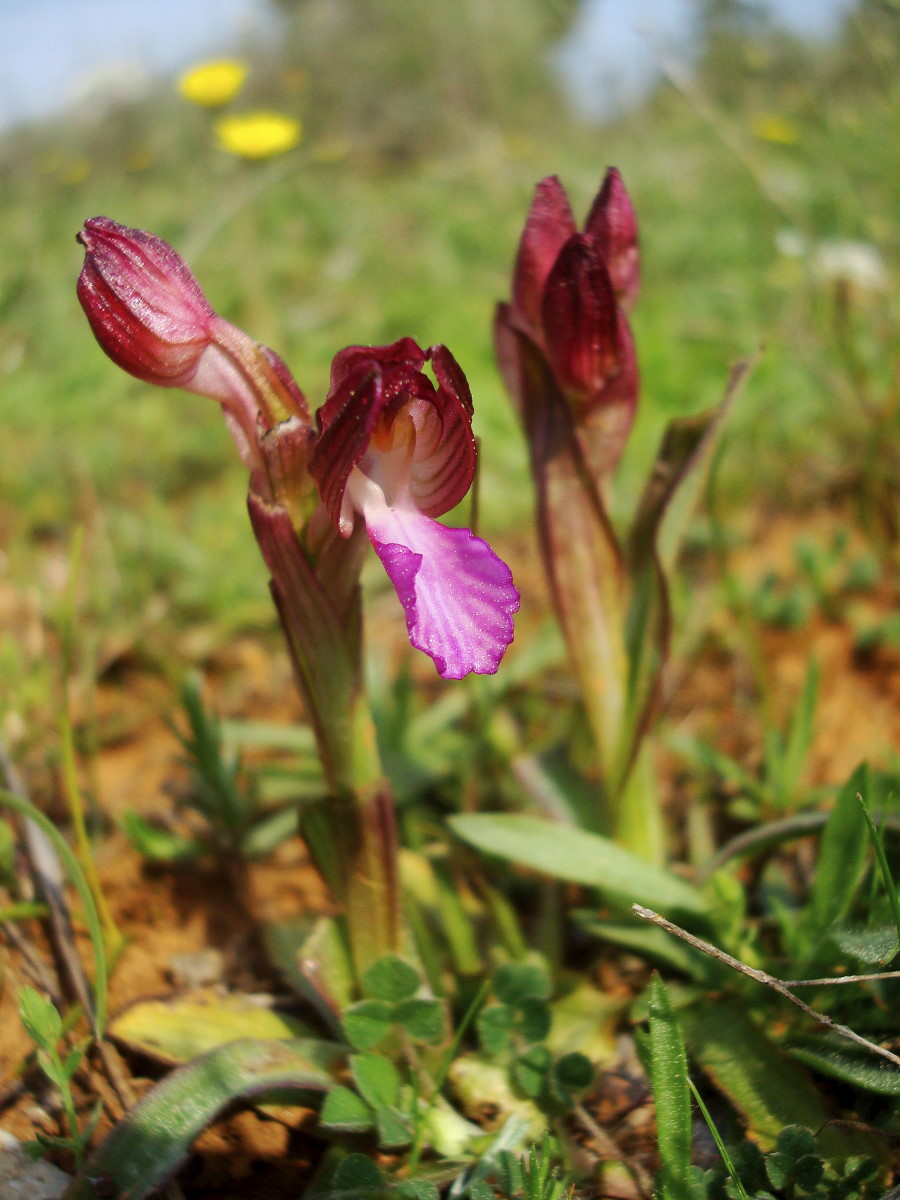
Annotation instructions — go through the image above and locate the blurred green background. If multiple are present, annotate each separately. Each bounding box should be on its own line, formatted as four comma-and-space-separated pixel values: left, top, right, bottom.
1, 0, 897, 735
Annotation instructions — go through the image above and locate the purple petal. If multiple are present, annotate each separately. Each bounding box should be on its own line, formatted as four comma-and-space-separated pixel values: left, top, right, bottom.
365, 506, 519, 679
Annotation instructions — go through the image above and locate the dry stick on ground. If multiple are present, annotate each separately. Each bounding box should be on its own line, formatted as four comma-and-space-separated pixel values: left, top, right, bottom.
632, 904, 900, 1071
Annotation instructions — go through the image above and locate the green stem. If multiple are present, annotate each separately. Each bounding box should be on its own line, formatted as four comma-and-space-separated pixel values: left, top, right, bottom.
0, 789, 108, 1037
611, 741, 666, 868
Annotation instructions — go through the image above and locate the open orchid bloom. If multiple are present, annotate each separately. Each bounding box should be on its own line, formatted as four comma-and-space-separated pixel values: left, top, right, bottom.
310, 339, 519, 680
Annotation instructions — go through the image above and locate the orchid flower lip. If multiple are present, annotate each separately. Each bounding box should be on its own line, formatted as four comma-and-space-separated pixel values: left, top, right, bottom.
308, 339, 517, 677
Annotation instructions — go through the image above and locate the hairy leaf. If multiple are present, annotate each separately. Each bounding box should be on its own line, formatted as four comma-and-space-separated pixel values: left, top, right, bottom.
63, 1038, 345, 1200
647, 975, 693, 1200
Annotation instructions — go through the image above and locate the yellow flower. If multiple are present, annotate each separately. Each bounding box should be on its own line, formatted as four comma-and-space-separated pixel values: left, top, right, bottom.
214, 111, 302, 159
751, 114, 799, 146
178, 60, 248, 107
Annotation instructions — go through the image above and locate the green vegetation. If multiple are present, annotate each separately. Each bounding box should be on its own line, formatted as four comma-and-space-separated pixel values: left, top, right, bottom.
1, 0, 898, 1195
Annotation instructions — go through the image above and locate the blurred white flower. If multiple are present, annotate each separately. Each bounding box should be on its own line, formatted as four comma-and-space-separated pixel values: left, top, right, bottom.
812, 240, 889, 293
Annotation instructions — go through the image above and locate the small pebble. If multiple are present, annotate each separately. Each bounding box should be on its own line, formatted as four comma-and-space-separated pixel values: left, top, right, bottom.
168, 947, 225, 988
0, 1132, 72, 1200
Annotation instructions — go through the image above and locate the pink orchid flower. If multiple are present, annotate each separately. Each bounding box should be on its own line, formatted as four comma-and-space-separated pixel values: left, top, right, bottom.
309, 338, 519, 680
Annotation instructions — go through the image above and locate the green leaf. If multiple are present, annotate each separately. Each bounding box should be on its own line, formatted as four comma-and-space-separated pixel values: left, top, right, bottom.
396, 1179, 439, 1200
554, 1053, 594, 1091
362, 955, 421, 1003
792, 1154, 824, 1191
120, 811, 204, 862
647, 975, 693, 1200
332, 1152, 385, 1194
319, 1084, 374, 1131
393, 998, 445, 1044
449, 814, 708, 918
517, 997, 552, 1045
466, 1183, 495, 1200
787, 1038, 900, 1095
764, 1153, 789, 1191
374, 1104, 414, 1148
512, 1044, 551, 1098
62, 1045, 87, 1081
239, 805, 300, 858
807, 765, 870, 936
493, 962, 552, 1006
497, 1151, 525, 1196
829, 925, 899, 966
351, 1051, 401, 1110
575, 913, 721, 983
775, 1125, 817, 1163
477, 1004, 514, 1056
18, 987, 63, 1048
343, 1000, 395, 1050
678, 999, 870, 1157
0, 817, 15, 879
63, 1038, 345, 1200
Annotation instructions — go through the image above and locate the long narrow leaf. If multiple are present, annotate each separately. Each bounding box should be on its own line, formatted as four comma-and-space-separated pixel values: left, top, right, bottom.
449, 813, 707, 919
807, 763, 870, 938
647, 975, 694, 1200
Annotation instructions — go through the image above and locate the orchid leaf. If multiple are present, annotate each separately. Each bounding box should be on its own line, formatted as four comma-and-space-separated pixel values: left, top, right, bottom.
62, 1037, 345, 1200
109, 995, 320, 1064
449, 813, 707, 919
618, 360, 752, 795
641, 357, 754, 576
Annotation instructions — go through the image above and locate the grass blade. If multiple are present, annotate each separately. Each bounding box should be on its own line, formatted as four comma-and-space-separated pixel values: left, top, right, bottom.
647, 974, 693, 1200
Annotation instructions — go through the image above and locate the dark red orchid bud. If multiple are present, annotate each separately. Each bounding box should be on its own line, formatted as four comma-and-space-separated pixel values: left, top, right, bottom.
541, 233, 623, 406
584, 167, 640, 311
77, 216, 311, 477
510, 176, 577, 342
77, 217, 216, 388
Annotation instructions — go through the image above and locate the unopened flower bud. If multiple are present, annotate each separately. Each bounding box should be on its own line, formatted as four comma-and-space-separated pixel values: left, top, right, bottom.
77, 216, 309, 475
77, 216, 216, 388
584, 167, 640, 310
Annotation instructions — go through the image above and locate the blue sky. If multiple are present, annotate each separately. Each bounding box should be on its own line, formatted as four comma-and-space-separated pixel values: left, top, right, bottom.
0, 0, 857, 131
0, 0, 268, 128
554, 0, 857, 119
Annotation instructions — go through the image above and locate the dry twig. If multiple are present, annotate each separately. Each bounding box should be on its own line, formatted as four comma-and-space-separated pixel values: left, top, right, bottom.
632, 905, 900, 1071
